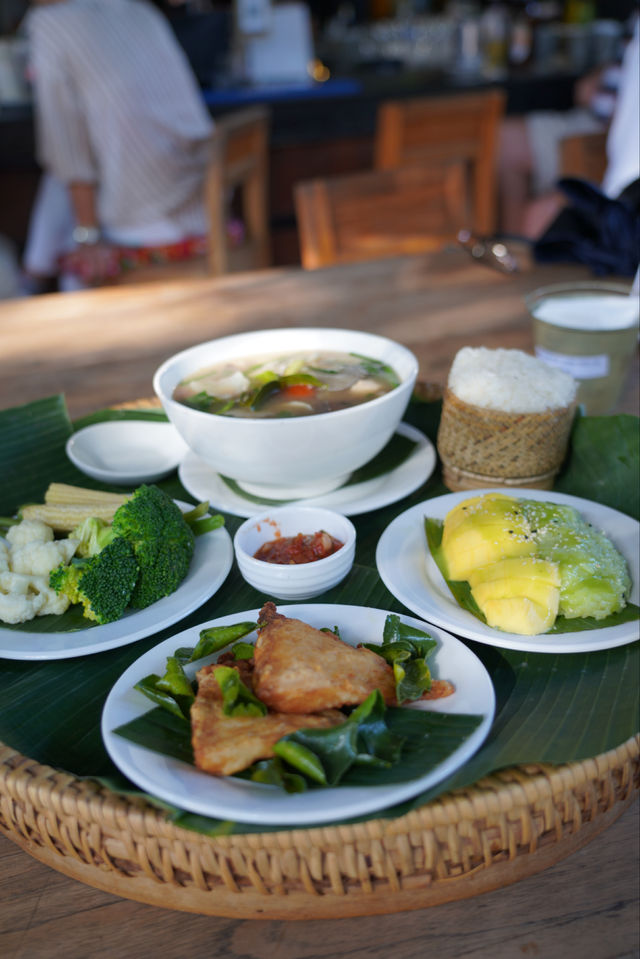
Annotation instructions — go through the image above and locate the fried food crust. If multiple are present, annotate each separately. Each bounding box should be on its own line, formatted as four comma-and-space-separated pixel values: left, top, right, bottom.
254, 602, 396, 713
191, 663, 344, 776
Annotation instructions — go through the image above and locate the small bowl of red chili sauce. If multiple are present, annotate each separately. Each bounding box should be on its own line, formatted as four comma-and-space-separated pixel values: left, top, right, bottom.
233, 507, 356, 600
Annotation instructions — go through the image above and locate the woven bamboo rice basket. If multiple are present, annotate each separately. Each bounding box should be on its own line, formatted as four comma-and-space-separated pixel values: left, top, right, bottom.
437, 389, 576, 492
1, 736, 637, 919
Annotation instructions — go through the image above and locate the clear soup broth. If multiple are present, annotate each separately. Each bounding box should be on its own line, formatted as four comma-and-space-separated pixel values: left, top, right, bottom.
172, 351, 400, 418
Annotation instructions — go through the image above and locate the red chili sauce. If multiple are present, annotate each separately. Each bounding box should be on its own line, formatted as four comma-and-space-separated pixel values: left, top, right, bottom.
254, 530, 343, 565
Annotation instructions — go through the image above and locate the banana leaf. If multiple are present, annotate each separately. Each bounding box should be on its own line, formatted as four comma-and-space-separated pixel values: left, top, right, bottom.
0, 394, 638, 836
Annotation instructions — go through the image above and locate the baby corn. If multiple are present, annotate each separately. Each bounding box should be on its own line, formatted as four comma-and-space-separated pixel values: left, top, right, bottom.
44, 483, 132, 507
21, 502, 122, 532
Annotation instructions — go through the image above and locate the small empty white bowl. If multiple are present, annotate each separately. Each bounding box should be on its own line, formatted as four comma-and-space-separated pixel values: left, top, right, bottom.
66, 420, 189, 486
233, 506, 356, 600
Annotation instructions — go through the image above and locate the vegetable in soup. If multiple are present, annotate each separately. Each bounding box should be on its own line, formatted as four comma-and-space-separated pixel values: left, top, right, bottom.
172, 351, 400, 418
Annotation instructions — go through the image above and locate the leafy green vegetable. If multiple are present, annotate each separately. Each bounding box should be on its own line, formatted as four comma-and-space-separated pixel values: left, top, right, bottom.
361, 613, 438, 703
556, 413, 639, 520
231, 641, 256, 660
182, 391, 234, 415
349, 352, 400, 388
156, 656, 195, 705
182, 502, 225, 536
112, 484, 196, 609
214, 666, 267, 717
243, 757, 308, 793
190, 621, 257, 661
112, 696, 484, 794
270, 691, 405, 787
250, 373, 323, 411
49, 537, 139, 625
134, 675, 190, 720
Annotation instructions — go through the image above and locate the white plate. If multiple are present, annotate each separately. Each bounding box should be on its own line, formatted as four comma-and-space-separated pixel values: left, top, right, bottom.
376, 489, 640, 654
66, 421, 189, 485
178, 422, 436, 518
101, 604, 495, 826
0, 511, 233, 661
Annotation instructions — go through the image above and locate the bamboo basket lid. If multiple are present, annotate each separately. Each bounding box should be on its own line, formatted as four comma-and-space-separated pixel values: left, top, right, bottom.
1, 735, 637, 919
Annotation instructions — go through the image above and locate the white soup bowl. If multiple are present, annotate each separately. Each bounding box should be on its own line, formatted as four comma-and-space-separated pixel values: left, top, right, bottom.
152, 327, 418, 499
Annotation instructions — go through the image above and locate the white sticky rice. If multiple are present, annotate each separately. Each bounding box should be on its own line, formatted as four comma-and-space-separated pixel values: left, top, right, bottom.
448, 347, 577, 413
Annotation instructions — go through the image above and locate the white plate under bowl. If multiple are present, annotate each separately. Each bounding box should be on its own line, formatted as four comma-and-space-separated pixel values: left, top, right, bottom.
66, 421, 189, 485
0, 506, 233, 661
376, 489, 640, 654
102, 604, 495, 827
178, 423, 436, 518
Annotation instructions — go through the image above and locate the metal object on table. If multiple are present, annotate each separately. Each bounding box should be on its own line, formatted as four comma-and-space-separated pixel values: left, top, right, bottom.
457, 229, 520, 274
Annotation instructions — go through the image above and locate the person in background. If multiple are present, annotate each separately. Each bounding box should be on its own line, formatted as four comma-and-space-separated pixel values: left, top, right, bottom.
21, 0, 214, 292
497, 62, 621, 238
600, 13, 640, 200
498, 10, 639, 240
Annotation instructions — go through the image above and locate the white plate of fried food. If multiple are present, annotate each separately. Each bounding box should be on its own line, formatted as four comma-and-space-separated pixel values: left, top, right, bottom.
376, 489, 640, 654
0, 501, 233, 661
101, 603, 495, 826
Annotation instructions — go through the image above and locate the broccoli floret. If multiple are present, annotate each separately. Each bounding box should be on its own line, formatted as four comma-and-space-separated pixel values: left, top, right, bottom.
49, 537, 139, 625
111, 484, 195, 610
71, 516, 116, 557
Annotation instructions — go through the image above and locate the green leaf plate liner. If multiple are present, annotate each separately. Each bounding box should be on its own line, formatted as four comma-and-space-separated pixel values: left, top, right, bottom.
0, 394, 638, 835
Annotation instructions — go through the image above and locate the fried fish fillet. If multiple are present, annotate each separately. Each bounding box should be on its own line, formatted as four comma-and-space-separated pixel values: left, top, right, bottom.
191, 663, 345, 776
253, 602, 396, 713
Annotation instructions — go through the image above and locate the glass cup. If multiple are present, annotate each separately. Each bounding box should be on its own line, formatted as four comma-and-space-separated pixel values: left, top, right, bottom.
526, 281, 639, 415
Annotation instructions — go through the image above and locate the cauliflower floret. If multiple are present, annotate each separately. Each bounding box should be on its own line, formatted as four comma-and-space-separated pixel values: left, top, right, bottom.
31, 575, 71, 616
6, 519, 54, 549
0, 571, 70, 623
10, 537, 79, 577
0, 538, 9, 573
0, 571, 47, 623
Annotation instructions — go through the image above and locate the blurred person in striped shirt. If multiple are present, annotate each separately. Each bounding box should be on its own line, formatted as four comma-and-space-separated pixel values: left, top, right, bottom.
21, 0, 214, 291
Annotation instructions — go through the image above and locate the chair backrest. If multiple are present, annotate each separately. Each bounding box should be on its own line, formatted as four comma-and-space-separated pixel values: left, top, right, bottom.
294, 161, 467, 270
559, 131, 608, 184
205, 105, 271, 276
374, 90, 506, 236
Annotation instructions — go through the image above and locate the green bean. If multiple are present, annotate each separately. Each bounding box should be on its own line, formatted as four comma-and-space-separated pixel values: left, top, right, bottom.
134, 674, 188, 720
273, 740, 327, 785
190, 621, 257, 661
156, 656, 195, 702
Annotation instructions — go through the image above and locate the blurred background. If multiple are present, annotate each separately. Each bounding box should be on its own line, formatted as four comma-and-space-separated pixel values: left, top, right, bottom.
0, 0, 637, 289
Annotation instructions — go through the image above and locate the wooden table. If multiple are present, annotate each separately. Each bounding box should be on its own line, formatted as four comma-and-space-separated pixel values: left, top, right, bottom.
0, 250, 638, 958
1, 248, 637, 418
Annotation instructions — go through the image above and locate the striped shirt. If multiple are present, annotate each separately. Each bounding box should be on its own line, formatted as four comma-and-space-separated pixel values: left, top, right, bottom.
26, 0, 214, 245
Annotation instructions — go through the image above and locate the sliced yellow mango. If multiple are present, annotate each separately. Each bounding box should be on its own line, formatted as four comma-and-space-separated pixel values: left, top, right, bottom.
443, 493, 517, 535
441, 494, 535, 581
469, 557, 560, 589
442, 521, 535, 581
481, 597, 557, 635
471, 577, 559, 614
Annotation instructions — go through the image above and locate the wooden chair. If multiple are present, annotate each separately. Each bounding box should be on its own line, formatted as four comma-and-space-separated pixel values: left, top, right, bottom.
559, 130, 608, 184
294, 161, 468, 270
205, 104, 271, 276
374, 90, 506, 236
115, 106, 271, 285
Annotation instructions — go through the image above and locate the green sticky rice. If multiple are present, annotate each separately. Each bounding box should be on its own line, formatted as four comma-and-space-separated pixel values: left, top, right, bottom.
521, 501, 631, 620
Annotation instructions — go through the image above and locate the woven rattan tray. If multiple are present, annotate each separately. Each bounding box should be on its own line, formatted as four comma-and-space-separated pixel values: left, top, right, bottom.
1, 735, 637, 918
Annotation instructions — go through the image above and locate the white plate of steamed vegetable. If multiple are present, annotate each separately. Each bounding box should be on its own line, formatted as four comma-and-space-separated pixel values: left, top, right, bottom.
0, 485, 233, 661
376, 489, 640, 654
